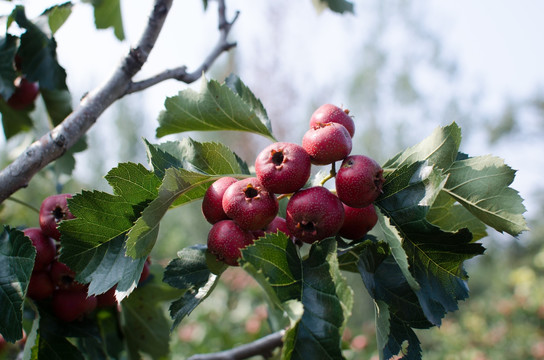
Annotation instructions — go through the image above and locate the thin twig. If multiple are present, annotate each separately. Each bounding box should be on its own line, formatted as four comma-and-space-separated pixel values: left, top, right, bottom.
127, 0, 238, 94
187, 330, 285, 360
5, 196, 40, 213
0, 0, 237, 204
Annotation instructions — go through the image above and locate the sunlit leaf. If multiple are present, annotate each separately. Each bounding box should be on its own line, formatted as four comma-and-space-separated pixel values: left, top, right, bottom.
125, 168, 219, 258
444, 155, 528, 236
383, 122, 461, 171
156, 75, 275, 140
41, 2, 73, 34
427, 191, 487, 241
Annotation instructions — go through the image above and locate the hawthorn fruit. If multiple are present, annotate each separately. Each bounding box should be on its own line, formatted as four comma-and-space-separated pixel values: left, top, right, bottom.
309, 103, 355, 137
222, 177, 278, 231
336, 155, 384, 208
202, 177, 238, 224
39, 193, 75, 240
255, 142, 311, 194
285, 186, 345, 244
207, 219, 254, 266
23, 227, 56, 271
302, 122, 352, 165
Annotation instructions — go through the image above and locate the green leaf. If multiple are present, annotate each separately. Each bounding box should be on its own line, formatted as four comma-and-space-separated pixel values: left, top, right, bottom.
0, 226, 35, 342
0, 33, 17, 99
312, 0, 355, 14
87, 0, 125, 41
41, 2, 73, 35
13, 6, 68, 90
383, 122, 462, 171
40, 88, 72, 127
58, 190, 147, 298
443, 155, 529, 236
375, 300, 422, 360
53, 136, 87, 176
145, 137, 250, 179
121, 282, 172, 360
156, 75, 275, 141
126, 168, 221, 258
375, 161, 485, 326
163, 245, 222, 330
427, 191, 488, 241
242, 236, 352, 359
34, 331, 84, 360
104, 162, 161, 208
0, 96, 33, 139
290, 239, 352, 360
241, 232, 302, 306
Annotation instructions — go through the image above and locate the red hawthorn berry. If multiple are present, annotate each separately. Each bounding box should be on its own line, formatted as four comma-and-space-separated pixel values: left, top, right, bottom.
310, 104, 355, 137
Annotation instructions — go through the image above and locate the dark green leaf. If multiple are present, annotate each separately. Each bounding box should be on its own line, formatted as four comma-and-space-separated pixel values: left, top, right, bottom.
375, 300, 422, 360
0, 33, 17, 99
375, 162, 485, 326
13, 6, 68, 90
121, 282, 173, 360
0, 226, 35, 342
241, 232, 302, 306
40, 88, 72, 127
312, 0, 355, 14
443, 155, 529, 236
0, 96, 33, 139
34, 331, 84, 360
88, 0, 125, 40
163, 245, 222, 329
53, 136, 87, 176
58, 190, 147, 298
156, 75, 275, 140
290, 239, 352, 360
242, 236, 351, 359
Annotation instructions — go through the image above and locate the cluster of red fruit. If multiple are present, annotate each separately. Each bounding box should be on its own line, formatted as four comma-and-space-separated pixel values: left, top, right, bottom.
24, 194, 150, 322
203, 104, 384, 266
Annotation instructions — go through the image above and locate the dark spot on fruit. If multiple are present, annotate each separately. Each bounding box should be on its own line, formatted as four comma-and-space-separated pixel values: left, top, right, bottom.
298, 221, 317, 235
53, 207, 65, 223
244, 185, 259, 199
271, 150, 284, 167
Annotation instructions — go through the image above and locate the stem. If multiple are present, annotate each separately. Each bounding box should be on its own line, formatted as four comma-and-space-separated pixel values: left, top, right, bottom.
187, 330, 285, 360
319, 162, 337, 186
6, 197, 40, 214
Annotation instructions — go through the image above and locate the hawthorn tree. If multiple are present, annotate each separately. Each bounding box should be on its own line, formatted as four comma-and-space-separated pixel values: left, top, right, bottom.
0, 1, 529, 360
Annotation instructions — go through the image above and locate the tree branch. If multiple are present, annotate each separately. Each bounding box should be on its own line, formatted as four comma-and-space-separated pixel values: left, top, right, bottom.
0, 0, 237, 204
127, 6, 238, 94
187, 330, 285, 360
